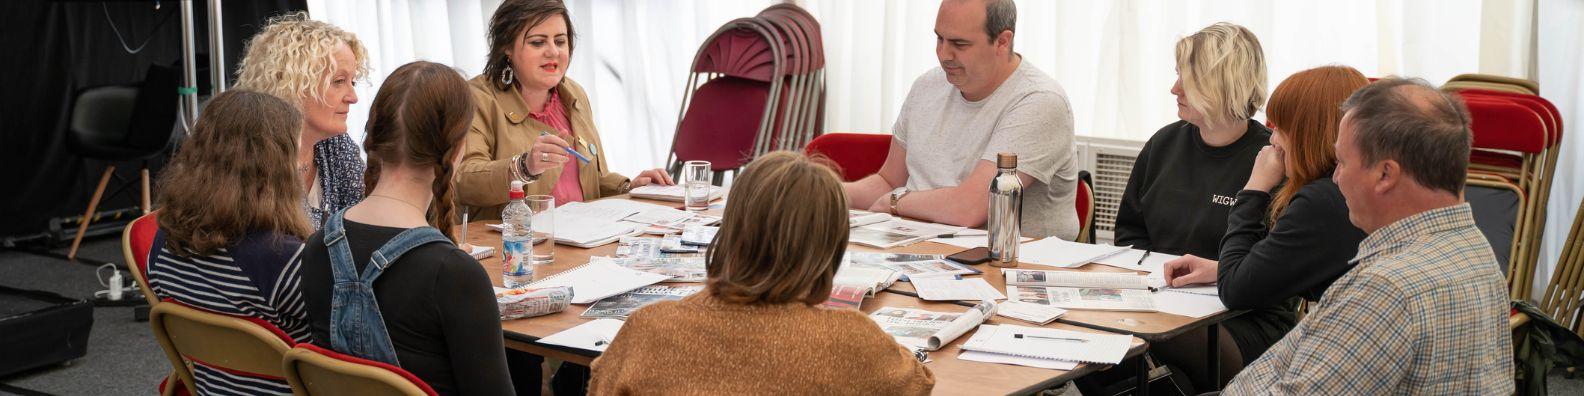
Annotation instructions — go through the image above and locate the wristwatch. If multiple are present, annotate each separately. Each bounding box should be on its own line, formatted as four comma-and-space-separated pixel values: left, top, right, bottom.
888, 187, 910, 215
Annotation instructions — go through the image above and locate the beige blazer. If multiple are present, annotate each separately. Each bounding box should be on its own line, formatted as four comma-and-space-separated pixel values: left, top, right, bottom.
457, 75, 628, 220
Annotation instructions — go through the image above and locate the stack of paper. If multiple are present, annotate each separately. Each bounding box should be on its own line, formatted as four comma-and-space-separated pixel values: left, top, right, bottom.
538, 319, 625, 352
848, 210, 893, 228
1017, 238, 1131, 268
628, 184, 724, 203
1091, 248, 1181, 274
960, 324, 1131, 368
527, 260, 670, 304
849, 218, 965, 249
995, 301, 1067, 325
912, 278, 1006, 301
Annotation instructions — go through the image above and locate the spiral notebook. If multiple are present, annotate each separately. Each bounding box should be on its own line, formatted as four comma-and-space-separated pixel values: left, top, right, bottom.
526, 261, 670, 304
961, 324, 1131, 365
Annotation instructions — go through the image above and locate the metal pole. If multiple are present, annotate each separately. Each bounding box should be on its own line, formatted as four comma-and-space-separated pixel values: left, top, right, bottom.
179, 0, 200, 124
207, 0, 225, 93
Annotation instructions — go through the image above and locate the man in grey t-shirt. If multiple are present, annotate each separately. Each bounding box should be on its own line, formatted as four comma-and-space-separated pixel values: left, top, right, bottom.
844, 0, 1078, 240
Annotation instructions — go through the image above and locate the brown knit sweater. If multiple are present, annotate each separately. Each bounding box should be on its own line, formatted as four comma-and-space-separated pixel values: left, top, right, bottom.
588, 293, 935, 395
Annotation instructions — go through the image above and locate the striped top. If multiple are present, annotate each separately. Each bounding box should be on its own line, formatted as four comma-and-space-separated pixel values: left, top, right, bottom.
148, 230, 311, 395
1225, 203, 1514, 395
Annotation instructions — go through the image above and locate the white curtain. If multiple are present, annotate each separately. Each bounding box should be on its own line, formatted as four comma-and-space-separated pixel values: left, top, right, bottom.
804, 0, 1533, 140
1534, 0, 1583, 302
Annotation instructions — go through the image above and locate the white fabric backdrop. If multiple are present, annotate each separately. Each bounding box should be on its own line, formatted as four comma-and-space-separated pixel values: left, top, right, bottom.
307, 0, 1577, 301
1535, 0, 1582, 303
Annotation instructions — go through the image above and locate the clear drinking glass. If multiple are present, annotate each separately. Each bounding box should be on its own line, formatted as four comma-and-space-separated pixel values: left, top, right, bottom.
526, 195, 555, 266
683, 161, 714, 212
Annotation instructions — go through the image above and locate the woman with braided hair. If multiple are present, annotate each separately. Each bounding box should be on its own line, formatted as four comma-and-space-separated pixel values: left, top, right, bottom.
299, 61, 514, 394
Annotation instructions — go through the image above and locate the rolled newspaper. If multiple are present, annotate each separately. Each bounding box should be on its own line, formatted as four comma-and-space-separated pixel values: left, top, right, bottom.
496, 286, 574, 320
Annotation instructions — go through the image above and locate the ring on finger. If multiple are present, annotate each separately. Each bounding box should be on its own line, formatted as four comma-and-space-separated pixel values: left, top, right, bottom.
540, 152, 549, 162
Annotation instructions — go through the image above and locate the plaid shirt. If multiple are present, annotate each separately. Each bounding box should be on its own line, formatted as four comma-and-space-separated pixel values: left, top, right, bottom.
1225, 203, 1513, 395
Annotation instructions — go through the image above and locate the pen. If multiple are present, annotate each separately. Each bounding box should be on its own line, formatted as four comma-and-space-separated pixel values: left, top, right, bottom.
1135, 250, 1152, 267
594, 335, 611, 347
539, 131, 592, 164
1014, 333, 1090, 343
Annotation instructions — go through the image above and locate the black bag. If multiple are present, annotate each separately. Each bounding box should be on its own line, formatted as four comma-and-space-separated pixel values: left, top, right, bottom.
0, 285, 94, 377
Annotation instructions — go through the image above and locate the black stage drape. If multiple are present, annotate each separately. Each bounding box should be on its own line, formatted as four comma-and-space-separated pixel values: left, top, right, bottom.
0, 0, 306, 243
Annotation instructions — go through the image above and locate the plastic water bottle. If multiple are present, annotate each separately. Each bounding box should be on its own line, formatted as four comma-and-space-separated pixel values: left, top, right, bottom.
502, 180, 534, 288
988, 152, 1023, 267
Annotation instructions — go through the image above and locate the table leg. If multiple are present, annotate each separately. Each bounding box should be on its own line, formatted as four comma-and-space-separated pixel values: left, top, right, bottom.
1136, 353, 1151, 396
1208, 323, 1221, 391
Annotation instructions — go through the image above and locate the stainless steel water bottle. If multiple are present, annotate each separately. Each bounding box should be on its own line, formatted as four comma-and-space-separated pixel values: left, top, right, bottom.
988, 152, 1023, 267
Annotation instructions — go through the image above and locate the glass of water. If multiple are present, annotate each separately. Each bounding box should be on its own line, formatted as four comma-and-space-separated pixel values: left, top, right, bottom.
526, 195, 555, 266
683, 160, 713, 212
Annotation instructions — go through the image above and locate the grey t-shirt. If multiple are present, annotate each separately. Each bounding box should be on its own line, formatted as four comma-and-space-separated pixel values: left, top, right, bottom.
892, 59, 1079, 240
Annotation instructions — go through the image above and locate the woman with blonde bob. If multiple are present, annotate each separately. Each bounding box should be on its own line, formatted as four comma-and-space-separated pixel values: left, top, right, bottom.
1156, 65, 1372, 390
590, 151, 934, 395
235, 12, 371, 227
1100, 22, 1271, 392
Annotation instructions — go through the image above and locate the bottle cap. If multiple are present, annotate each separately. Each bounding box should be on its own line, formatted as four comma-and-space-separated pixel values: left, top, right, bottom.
996, 152, 1017, 169
509, 180, 526, 200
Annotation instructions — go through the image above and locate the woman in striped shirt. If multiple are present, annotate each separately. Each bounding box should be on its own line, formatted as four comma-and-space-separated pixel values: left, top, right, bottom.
147, 90, 313, 395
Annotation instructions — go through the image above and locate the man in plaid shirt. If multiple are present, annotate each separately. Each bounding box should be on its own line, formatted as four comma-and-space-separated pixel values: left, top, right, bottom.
1224, 78, 1513, 395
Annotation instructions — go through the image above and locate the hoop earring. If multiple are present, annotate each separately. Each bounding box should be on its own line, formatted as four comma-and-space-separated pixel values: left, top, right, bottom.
500, 67, 514, 86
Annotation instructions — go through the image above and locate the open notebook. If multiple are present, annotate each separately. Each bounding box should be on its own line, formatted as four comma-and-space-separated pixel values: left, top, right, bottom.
526, 260, 670, 304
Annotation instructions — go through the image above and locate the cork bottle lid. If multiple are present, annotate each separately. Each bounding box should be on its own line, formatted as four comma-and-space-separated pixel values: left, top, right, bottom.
996, 152, 1017, 169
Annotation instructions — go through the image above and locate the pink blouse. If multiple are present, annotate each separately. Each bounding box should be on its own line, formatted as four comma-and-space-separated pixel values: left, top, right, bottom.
528, 89, 583, 206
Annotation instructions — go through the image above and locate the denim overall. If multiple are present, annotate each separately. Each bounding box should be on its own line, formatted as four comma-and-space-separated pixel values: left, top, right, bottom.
322, 210, 453, 365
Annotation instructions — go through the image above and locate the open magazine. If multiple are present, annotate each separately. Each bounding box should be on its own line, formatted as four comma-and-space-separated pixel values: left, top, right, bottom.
869, 301, 996, 351
1003, 269, 1159, 290
848, 253, 980, 281
849, 218, 965, 249
821, 283, 870, 310
833, 265, 902, 297
1006, 286, 1157, 312
581, 285, 703, 319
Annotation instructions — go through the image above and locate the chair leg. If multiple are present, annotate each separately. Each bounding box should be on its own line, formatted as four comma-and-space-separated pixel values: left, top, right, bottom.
69, 166, 115, 260
141, 166, 151, 214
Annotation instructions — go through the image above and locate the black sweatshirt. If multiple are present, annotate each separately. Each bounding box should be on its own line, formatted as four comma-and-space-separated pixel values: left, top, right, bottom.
1113, 120, 1270, 259
300, 219, 514, 396
1214, 179, 1367, 362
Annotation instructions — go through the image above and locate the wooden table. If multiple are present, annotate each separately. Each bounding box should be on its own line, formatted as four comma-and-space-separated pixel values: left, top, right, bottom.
457, 198, 1153, 395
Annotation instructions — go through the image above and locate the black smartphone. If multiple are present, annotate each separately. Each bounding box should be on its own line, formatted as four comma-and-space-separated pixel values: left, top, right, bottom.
946, 247, 991, 265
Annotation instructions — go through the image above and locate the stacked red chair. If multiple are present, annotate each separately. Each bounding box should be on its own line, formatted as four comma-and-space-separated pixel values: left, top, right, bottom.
1446, 82, 1563, 301
668, 4, 826, 176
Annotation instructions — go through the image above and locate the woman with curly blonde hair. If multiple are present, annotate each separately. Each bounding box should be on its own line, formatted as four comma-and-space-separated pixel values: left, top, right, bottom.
236, 12, 371, 227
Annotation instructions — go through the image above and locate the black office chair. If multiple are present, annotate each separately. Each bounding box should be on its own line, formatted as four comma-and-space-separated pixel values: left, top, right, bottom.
66, 63, 181, 260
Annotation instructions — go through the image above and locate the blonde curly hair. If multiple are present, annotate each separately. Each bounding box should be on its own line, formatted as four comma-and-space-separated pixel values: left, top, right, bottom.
1175, 22, 1267, 127
235, 12, 370, 111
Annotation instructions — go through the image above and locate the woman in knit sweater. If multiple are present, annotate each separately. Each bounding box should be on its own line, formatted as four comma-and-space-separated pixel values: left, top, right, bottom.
589, 151, 934, 395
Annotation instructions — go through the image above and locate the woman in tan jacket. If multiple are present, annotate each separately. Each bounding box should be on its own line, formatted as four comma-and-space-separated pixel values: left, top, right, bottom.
459, 0, 671, 219
589, 151, 935, 395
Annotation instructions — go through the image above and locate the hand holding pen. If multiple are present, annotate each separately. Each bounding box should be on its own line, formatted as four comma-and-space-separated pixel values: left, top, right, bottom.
522, 130, 589, 176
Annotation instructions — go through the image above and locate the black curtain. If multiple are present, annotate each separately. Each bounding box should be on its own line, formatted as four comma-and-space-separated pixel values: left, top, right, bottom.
0, 0, 306, 242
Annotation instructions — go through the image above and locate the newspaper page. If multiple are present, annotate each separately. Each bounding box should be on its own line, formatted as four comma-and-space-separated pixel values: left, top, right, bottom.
1003, 269, 1157, 290
820, 283, 869, 310
495, 286, 574, 320
847, 253, 978, 280
580, 285, 703, 319
869, 301, 996, 351
1007, 286, 1157, 312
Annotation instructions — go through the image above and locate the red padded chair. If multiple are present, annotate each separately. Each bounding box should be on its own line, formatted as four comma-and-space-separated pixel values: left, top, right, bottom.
1076, 174, 1095, 244
123, 212, 160, 306
283, 343, 438, 396
803, 133, 892, 182
150, 300, 297, 396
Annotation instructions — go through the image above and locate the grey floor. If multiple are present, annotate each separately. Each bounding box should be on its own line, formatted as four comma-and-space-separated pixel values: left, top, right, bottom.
2, 234, 1583, 396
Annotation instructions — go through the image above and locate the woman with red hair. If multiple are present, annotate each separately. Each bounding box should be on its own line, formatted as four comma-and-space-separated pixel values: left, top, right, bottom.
1159, 65, 1371, 389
